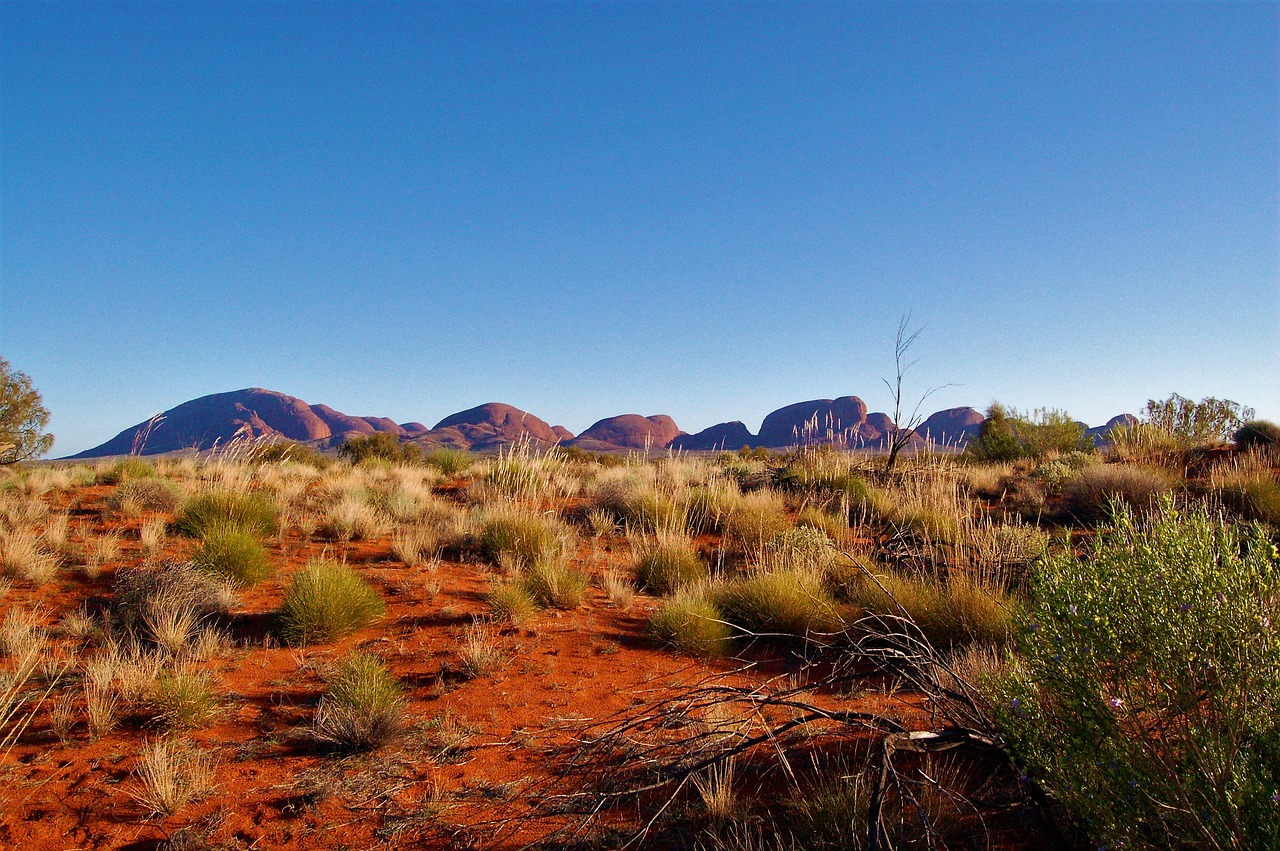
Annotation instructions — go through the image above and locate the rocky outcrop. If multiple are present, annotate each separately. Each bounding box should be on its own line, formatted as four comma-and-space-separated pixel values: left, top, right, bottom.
914, 407, 986, 447
670, 421, 758, 452
69, 388, 404, 458
567, 414, 682, 451
424, 403, 565, 451
756, 396, 879, 448
1086, 414, 1139, 445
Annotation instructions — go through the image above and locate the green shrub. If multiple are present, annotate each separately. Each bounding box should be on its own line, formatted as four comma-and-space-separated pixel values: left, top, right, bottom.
1143, 392, 1254, 448
632, 534, 707, 595
311, 652, 405, 752
423, 447, 474, 477
174, 490, 277, 538
486, 582, 540, 624
714, 570, 840, 641
276, 560, 386, 646
473, 507, 564, 568
649, 588, 731, 657
994, 500, 1280, 850
520, 558, 589, 609
338, 432, 422, 466
1235, 419, 1280, 450
147, 670, 218, 729
840, 568, 1013, 649
97, 457, 156, 485
251, 441, 329, 468
107, 478, 183, 513
190, 523, 273, 587
968, 404, 1091, 462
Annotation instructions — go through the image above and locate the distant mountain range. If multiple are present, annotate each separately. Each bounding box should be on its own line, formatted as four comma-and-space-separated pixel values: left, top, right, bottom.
66, 387, 1136, 459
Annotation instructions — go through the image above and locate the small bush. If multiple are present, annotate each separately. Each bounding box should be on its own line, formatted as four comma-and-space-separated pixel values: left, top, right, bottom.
108, 478, 183, 514
322, 494, 388, 541
1216, 472, 1280, 526
98, 457, 155, 485
993, 500, 1280, 850
251, 441, 329, 467
338, 432, 422, 466
632, 533, 707, 595
147, 670, 218, 729
113, 561, 235, 645
276, 560, 386, 646
191, 523, 273, 586
841, 569, 1013, 650
486, 582, 539, 624
1235, 419, 1280, 450
1063, 463, 1172, 523
0, 531, 58, 584
423, 447, 474, 477
473, 506, 564, 568
312, 652, 406, 752
1143, 392, 1254, 447
649, 588, 731, 657
457, 622, 505, 678
714, 570, 840, 642
521, 558, 589, 609
174, 490, 277, 538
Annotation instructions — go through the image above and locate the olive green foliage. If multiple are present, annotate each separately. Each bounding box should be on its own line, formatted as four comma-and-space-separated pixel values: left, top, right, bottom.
648, 589, 731, 657
251, 441, 329, 467
840, 569, 1013, 649
174, 490, 277, 538
148, 670, 218, 729
191, 523, 273, 587
632, 536, 708, 595
107, 477, 183, 513
994, 501, 1280, 850
486, 582, 540, 624
0, 358, 53, 464
423, 447, 474, 476
312, 652, 406, 751
967, 403, 1091, 462
1143, 392, 1255, 447
474, 509, 564, 568
276, 560, 386, 645
713, 570, 840, 641
338, 432, 422, 466
1235, 419, 1280, 450
520, 558, 589, 609
98, 457, 156, 485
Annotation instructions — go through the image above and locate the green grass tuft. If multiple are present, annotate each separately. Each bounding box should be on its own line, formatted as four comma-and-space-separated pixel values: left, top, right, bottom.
276, 560, 385, 646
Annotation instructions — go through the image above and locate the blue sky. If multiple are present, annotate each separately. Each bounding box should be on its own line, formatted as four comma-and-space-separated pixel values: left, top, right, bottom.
2, 1, 1276, 456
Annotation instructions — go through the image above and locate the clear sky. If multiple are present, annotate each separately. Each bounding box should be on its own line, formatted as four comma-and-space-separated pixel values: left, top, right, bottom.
2, 1, 1277, 456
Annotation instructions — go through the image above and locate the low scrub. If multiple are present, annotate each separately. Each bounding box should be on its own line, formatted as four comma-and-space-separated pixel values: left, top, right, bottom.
107, 478, 183, 514
276, 560, 386, 646
486, 582, 539, 625
840, 568, 1013, 649
713, 569, 840, 642
97, 457, 156, 485
423, 447, 474, 477
191, 523, 273, 587
129, 737, 213, 816
994, 500, 1280, 850
520, 558, 589, 609
174, 490, 277, 538
1214, 471, 1280, 526
1063, 463, 1173, 523
312, 652, 406, 752
472, 505, 565, 569
649, 587, 731, 657
147, 670, 218, 729
632, 532, 707, 595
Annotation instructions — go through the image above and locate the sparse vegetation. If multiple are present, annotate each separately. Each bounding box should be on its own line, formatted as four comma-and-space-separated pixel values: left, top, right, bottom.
190, 522, 273, 586
312, 652, 406, 751
174, 489, 277, 537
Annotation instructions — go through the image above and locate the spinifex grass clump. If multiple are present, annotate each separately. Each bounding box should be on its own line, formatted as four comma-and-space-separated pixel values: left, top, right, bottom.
631, 532, 707, 595
191, 522, 273, 587
174, 490, 277, 538
276, 560, 385, 645
472, 505, 565, 568
311, 652, 406, 751
994, 499, 1280, 850
649, 587, 731, 657
713, 569, 840, 642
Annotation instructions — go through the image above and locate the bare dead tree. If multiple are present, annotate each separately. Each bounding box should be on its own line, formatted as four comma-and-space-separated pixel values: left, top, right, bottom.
882, 313, 954, 473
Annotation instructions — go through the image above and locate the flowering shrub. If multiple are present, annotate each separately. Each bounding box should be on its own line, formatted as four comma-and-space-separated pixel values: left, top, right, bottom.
994, 499, 1280, 849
